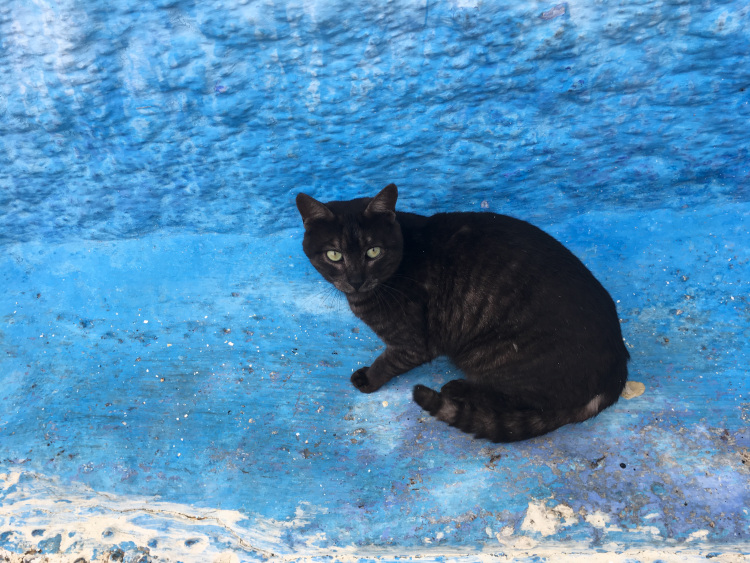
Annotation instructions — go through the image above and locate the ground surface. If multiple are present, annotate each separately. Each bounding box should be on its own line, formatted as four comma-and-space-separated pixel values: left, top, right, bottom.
1, 0, 749, 561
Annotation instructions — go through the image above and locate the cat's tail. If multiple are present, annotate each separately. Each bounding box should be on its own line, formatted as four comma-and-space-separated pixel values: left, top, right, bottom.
412, 380, 619, 442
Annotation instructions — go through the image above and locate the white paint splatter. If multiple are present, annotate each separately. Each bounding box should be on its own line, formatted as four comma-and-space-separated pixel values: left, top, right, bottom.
520, 500, 578, 537
687, 529, 710, 542
0, 472, 20, 491
0, 471, 329, 561
0, 474, 741, 562
584, 510, 623, 532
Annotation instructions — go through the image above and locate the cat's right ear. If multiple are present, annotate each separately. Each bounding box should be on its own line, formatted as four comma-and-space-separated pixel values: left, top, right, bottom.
296, 193, 335, 227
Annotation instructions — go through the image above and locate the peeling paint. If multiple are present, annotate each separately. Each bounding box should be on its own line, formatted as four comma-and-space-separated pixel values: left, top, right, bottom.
520, 500, 578, 537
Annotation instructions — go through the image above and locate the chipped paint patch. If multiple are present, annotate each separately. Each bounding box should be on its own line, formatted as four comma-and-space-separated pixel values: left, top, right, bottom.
0, 471, 329, 561
584, 510, 623, 532
686, 529, 710, 542
520, 500, 578, 536
0, 472, 21, 491
3, 472, 748, 562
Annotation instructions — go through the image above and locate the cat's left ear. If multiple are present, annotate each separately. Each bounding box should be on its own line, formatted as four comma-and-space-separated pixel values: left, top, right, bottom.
364, 183, 398, 222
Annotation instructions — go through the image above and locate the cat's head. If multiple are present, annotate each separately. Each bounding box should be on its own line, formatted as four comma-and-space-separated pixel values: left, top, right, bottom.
296, 184, 403, 295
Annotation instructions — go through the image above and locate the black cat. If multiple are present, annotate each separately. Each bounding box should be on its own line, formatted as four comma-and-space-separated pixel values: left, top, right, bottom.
296, 184, 629, 442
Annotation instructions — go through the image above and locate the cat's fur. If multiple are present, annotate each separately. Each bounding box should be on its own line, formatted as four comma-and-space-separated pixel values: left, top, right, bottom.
296, 184, 629, 442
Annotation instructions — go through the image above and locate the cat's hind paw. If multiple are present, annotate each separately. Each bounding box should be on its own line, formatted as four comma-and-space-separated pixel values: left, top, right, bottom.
351, 367, 378, 393
413, 384, 442, 415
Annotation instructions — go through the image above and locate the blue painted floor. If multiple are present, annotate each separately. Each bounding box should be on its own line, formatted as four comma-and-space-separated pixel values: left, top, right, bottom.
1, 0, 749, 561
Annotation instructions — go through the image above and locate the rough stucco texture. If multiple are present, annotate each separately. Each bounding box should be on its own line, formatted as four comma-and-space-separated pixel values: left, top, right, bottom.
1, 0, 749, 243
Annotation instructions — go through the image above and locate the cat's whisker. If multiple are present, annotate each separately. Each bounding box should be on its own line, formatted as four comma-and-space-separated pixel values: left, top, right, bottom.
370, 287, 386, 317
306, 285, 345, 315
324, 287, 346, 314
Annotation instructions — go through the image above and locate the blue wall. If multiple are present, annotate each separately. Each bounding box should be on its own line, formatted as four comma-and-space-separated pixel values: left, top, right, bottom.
1, 0, 749, 561
2, 0, 748, 242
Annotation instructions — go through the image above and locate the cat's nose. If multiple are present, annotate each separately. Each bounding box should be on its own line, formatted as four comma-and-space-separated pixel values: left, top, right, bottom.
349, 280, 365, 291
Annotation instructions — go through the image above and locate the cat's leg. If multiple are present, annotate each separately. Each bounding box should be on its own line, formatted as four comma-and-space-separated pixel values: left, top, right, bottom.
414, 383, 511, 439
413, 378, 469, 410
439, 378, 470, 399
351, 347, 431, 393
412, 384, 442, 414
412, 381, 476, 433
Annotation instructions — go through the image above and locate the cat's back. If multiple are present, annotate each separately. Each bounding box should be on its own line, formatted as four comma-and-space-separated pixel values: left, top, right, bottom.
401, 210, 582, 273
398, 209, 619, 324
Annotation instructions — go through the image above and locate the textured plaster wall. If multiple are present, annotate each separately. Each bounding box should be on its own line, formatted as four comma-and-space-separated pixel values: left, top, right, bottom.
2, 0, 748, 242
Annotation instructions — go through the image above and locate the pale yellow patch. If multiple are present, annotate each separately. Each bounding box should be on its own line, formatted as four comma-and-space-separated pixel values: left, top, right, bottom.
621, 381, 646, 399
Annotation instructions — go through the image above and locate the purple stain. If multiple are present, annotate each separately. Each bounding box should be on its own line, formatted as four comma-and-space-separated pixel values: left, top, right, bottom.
541, 3, 567, 20
569, 79, 585, 91
214, 81, 228, 94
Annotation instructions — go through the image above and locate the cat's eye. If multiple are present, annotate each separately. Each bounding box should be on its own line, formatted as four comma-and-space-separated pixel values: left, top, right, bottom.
366, 247, 382, 259
326, 250, 343, 262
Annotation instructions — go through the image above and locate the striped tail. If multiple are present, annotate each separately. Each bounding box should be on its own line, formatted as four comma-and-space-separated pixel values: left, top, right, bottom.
412, 380, 616, 443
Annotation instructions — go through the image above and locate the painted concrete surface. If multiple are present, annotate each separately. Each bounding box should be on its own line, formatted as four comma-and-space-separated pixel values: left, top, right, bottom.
1, 0, 749, 561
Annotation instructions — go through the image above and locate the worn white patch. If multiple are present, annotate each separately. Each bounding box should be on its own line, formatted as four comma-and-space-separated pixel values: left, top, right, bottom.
0, 472, 21, 491
584, 510, 623, 532
0, 471, 330, 561
520, 500, 578, 537
495, 528, 538, 551
585, 512, 661, 538
629, 525, 663, 537
553, 503, 577, 525
1, 474, 740, 562
687, 529, 710, 542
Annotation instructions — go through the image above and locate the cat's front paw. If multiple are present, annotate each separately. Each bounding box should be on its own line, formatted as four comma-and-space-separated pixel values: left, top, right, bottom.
351, 367, 379, 393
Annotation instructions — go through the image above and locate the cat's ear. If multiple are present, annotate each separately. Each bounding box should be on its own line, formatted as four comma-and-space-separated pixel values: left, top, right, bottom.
296, 193, 335, 227
364, 183, 398, 222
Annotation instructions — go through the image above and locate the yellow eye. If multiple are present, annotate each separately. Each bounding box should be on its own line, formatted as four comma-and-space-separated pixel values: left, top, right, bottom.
326, 250, 343, 262
366, 247, 381, 258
